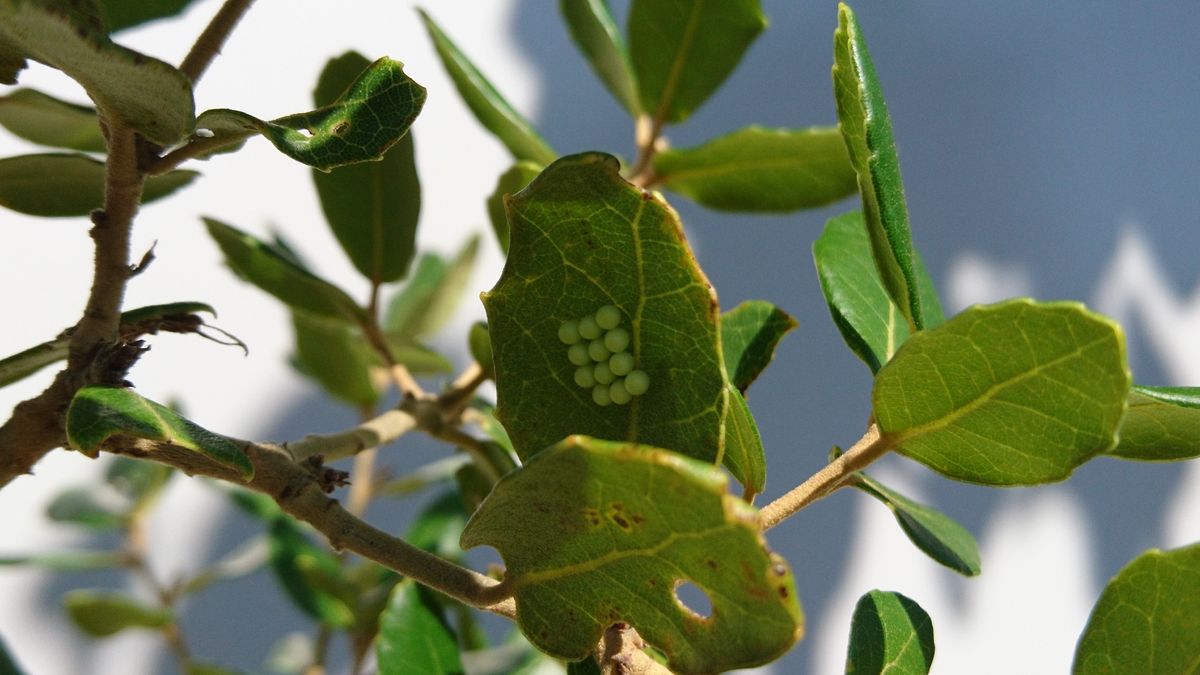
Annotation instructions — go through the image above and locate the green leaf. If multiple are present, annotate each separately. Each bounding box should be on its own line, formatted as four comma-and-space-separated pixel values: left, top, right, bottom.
559, 0, 641, 115
312, 51, 420, 283
291, 312, 385, 408
722, 384, 766, 498
376, 580, 464, 675
628, 0, 766, 124
487, 161, 542, 256
46, 487, 126, 530
204, 218, 365, 324
852, 473, 980, 576
833, 3, 923, 332
1073, 544, 1200, 674
189, 57, 425, 170
63, 590, 173, 638
387, 337, 454, 375
462, 437, 801, 673
482, 153, 733, 464
66, 386, 252, 478
0, 153, 197, 217
813, 211, 942, 373
106, 456, 173, 509
653, 126, 858, 212
0, 301, 214, 389
0, 88, 104, 151
873, 300, 1130, 485
721, 300, 797, 392
383, 236, 480, 340
0, 634, 27, 675
267, 517, 355, 628
0, 0, 193, 144
846, 590, 935, 675
99, 0, 203, 33
1107, 385, 1200, 461
0, 551, 126, 571
417, 9, 555, 164
182, 536, 269, 596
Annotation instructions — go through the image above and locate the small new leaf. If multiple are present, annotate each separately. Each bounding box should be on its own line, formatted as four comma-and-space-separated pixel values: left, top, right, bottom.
190, 58, 425, 170
487, 161, 542, 255
66, 386, 252, 479
1073, 544, 1200, 674
462, 437, 801, 674
653, 126, 857, 212
873, 300, 1129, 485
833, 3, 923, 332
846, 590, 935, 675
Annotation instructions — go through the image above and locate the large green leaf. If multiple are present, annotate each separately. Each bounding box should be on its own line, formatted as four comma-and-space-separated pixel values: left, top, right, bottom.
653, 126, 858, 212
1107, 385, 1200, 461
204, 218, 365, 324
813, 211, 942, 374
720, 300, 796, 392
559, 0, 640, 115
482, 153, 730, 464
291, 312, 385, 408
873, 300, 1130, 485
66, 386, 252, 478
189, 58, 425, 170
0, 88, 104, 151
852, 472, 980, 576
0, 301, 214, 389
311, 51, 420, 284
846, 590, 935, 675
376, 581, 464, 675
63, 590, 173, 638
461, 437, 802, 673
99, 0, 203, 33
487, 161, 542, 256
383, 236, 480, 340
628, 0, 766, 124
1073, 544, 1200, 674
0, 0, 193, 144
833, 3, 923, 332
417, 9, 555, 164
0, 153, 197, 217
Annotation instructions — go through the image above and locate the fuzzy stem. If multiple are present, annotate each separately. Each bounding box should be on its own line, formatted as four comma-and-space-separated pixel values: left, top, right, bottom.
286, 409, 418, 463
179, 0, 256, 84
758, 424, 891, 531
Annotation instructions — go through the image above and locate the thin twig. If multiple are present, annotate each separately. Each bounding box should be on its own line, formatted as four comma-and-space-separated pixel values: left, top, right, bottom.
286, 409, 418, 463
106, 436, 516, 616
146, 134, 249, 176
179, 0, 256, 84
758, 424, 892, 531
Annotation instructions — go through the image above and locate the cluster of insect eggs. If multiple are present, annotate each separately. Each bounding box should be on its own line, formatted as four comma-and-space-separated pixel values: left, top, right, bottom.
558, 305, 649, 406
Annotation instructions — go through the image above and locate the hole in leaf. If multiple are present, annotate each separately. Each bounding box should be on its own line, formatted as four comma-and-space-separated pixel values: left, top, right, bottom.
672, 580, 713, 620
